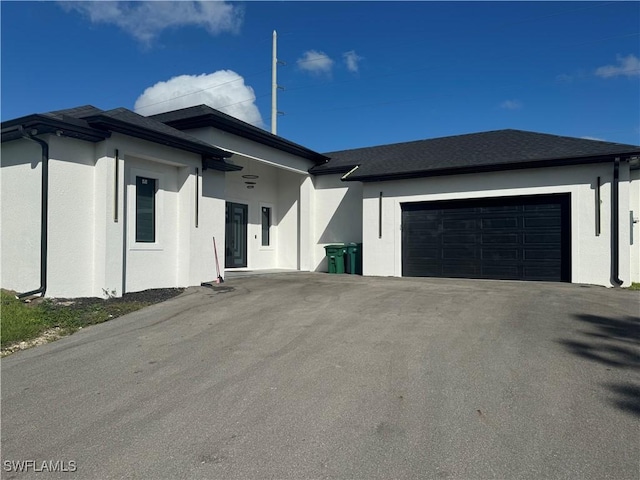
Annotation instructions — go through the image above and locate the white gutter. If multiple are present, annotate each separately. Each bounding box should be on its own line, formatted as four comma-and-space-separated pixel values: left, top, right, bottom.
211, 144, 310, 175
341, 165, 360, 180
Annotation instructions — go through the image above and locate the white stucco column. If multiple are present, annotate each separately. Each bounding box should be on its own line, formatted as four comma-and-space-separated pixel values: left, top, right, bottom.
298, 175, 313, 271
94, 142, 126, 297
618, 160, 631, 286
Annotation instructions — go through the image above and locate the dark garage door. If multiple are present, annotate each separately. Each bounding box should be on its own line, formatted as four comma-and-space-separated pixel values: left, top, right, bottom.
401, 194, 571, 282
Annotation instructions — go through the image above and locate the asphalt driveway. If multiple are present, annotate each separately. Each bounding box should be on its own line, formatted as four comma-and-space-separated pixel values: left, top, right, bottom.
1, 274, 638, 479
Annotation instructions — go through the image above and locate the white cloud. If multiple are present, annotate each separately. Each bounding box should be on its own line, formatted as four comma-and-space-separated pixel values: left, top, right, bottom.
595, 54, 640, 78
500, 100, 523, 110
556, 73, 573, 83
581, 136, 606, 142
134, 70, 263, 126
59, 1, 243, 45
343, 50, 363, 73
297, 50, 334, 76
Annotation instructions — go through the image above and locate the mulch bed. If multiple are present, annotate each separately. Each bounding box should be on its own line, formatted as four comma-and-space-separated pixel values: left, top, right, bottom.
51, 288, 185, 309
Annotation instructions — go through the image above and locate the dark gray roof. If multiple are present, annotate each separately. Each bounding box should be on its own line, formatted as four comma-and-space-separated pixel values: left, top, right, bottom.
151, 105, 329, 164
83, 107, 230, 155
313, 129, 640, 181
44, 105, 104, 120
2, 105, 233, 162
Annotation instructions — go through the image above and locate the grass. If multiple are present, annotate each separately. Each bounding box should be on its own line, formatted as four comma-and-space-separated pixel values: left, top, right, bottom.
628, 283, 640, 291
1, 289, 174, 350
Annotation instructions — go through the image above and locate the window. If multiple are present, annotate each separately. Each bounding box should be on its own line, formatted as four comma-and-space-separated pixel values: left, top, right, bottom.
261, 206, 271, 246
136, 176, 156, 243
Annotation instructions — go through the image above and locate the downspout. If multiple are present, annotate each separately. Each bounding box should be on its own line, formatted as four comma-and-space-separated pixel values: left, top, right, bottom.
16, 127, 49, 299
611, 157, 623, 287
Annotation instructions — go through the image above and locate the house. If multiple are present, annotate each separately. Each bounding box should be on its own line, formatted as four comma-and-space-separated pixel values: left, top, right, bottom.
1, 105, 638, 298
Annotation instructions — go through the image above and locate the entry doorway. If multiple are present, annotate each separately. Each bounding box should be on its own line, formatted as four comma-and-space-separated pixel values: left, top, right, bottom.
225, 202, 248, 268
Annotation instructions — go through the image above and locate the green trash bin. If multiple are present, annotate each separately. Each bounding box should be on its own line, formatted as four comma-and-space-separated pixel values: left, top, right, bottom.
345, 243, 363, 275
325, 244, 346, 274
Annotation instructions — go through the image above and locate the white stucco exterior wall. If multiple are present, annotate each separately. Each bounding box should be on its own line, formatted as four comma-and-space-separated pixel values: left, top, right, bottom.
1, 139, 48, 294
630, 170, 640, 283
277, 169, 301, 269
1, 132, 230, 298
107, 133, 228, 294
361, 162, 635, 287
195, 168, 226, 284
92, 140, 126, 297
311, 174, 363, 272
299, 176, 314, 272
124, 156, 180, 292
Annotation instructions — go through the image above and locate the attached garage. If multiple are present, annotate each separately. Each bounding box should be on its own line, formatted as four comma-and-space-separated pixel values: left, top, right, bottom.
401, 194, 571, 282
316, 129, 640, 287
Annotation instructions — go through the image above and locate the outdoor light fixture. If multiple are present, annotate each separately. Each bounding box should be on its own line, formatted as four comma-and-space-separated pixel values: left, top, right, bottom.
242, 162, 259, 188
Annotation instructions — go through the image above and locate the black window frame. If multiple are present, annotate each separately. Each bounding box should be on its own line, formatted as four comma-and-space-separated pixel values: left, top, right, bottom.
261, 206, 271, 246
135, 176, 156, 243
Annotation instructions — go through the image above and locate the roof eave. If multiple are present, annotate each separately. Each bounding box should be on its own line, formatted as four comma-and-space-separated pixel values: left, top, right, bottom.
308, 164, 359, 176
161, 113, 329, 164
84, 115, 230, 159
202, 156, 243, 172
1, 115, 111, 143
345, 153, 640, 182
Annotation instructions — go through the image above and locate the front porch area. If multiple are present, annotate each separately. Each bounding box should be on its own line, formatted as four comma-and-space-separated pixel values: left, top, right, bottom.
223, 155, 313, 273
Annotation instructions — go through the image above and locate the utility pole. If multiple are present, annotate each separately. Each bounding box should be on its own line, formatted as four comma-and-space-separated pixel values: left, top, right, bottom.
271, 30, 278, 134
271, 30, 285, 135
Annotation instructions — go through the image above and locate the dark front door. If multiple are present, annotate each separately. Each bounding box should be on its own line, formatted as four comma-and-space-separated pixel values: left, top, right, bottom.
401, 194, 571, 282
225, 202, 248, 268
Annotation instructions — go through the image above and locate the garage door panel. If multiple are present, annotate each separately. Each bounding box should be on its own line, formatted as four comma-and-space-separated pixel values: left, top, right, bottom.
524, 233, 561, 244
404, 247, 440, 259
443, 219, 477, 230
404, 262, 442, 277
481, 248, 520, 261
523, 216, 560, 228
481, 264, 520, 278
407, 233, 439, 244
480, 205, 521, 213
524, 204, 560, 211
444, 207, 478, 215
442, 247, 478, 259
481, 233, 521, 245
524, 266, 562, 280
442, 234, 476, 244
442, 263, 480, 277
481, 217, 519, 229
402, 194, 571, 282
524, 249, 561, 260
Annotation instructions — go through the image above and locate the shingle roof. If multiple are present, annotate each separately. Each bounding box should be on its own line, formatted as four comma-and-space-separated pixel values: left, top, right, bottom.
151, 105, 329, 164
313, 129, 640, 181
43, 105, 104, 120
84, 107, 228, 153
3, 105, 232, 160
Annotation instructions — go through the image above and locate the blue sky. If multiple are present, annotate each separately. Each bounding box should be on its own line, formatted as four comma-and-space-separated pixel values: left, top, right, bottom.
2, 1, 639, 152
